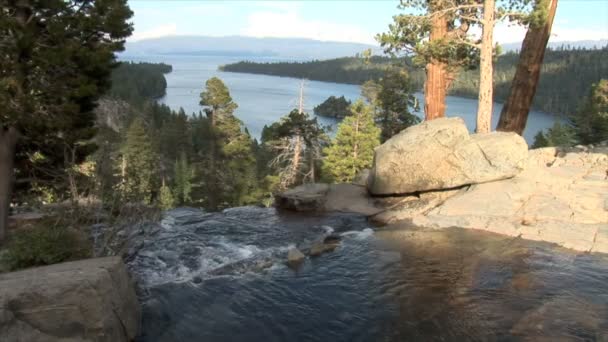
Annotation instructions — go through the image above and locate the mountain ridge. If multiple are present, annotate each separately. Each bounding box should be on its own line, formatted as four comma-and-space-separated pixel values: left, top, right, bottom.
124, 35, 382, 60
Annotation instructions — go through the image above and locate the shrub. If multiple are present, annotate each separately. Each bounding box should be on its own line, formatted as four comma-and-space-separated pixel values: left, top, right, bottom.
1, 225, 91, 271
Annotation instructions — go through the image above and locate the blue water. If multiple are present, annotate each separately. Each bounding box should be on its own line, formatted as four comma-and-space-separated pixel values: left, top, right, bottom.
120, 54, 557, 144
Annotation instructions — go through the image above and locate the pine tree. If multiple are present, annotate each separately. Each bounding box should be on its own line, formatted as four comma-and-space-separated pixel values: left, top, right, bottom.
0, 0, 133, 242
265, 110, 329, 190
377, 0, 480, 120
323, 100, 381, 183
199, 77, 257, 209
173, 152, 194, 205
160, 109, 190, 163
378, 0, 542, 132
159, 181, 176, 210
122, 117, 159, 204
364, 68, 420, 142
531, 131, 549, 148
532, 122, 576, 147
572, 80, 608, 144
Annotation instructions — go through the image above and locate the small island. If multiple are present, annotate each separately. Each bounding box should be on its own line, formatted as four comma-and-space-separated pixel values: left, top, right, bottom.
313, 95, 352, 118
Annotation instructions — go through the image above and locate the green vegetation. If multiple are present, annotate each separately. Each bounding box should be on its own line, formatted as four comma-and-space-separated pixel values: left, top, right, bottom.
198, 77, 259, 209
571, 80, 608, 144
314, 96, 352, 118
220, 56, 424, 86
1, 224, 90, 271
4, 52, 422, 217
323, 100, 380, 183
221, 47, 608, 116
159, 182, 176, 210
108, 62, 172, 104
121, 117, 160, 205
260, 109, 329, 190
533, 79, 608, 148
532, 122, 575, 148
0, 0, 134, 243
362, 68, 421, 142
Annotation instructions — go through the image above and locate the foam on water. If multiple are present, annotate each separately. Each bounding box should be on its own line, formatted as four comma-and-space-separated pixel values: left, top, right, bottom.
130, 207, 608, 342
322, 225, 335, 234
340, 228, 374, 240
129, 208, 373, 288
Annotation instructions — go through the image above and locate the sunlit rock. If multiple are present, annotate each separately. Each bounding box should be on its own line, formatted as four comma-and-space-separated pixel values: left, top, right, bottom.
368, 117, 528, 195
0, 257, 140, 342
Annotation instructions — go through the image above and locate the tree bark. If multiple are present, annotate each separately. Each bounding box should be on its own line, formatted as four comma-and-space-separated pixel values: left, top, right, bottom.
292, 134, 301, 185
476, 0, 495, 133
496, 0, 558, 135
65, 145, 79, 203
424, 13, 449, 120
0, 127, 18, 244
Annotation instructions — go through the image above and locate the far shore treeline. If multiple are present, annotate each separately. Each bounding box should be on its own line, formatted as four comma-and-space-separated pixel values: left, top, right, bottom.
220, 46, 608, 117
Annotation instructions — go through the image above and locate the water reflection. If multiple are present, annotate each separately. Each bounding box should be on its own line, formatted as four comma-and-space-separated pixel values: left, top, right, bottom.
376, 228, 608, 341
132, 208, 608, 341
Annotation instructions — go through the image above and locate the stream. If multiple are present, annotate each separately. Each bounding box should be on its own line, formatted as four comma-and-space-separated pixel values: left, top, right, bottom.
129, 207, 608, 341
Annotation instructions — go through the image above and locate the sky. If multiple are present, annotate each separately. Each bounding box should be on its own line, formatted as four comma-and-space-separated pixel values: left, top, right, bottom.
128, 0, 608, 45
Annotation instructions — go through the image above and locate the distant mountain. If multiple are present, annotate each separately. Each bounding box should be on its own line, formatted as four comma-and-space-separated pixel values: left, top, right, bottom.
501, 39, 607, 52
123, 36, 382, 60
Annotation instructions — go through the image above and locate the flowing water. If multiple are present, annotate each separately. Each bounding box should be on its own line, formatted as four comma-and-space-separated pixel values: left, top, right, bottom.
120, 54, 558, 143
129, 207, 608, 341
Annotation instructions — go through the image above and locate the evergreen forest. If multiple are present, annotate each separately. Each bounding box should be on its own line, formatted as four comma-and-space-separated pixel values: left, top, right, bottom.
221, 46, 608, 117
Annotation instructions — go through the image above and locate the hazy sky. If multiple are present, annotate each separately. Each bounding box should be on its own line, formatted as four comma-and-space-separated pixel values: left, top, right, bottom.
128, 0, 608, 45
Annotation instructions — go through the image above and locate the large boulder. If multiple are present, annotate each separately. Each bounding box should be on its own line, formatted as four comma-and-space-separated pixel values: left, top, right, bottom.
0, 257, 140, 342
368, 117, 528, 195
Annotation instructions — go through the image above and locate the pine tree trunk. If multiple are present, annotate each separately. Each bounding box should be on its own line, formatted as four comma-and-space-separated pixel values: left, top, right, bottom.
309, 151, 315, 182
496, 0, 558, 135
424, 13, 449, 120
65, 146, 79, 203
292, 134, 301, 185
0, 127, 18, 244
476, 0, 495, 133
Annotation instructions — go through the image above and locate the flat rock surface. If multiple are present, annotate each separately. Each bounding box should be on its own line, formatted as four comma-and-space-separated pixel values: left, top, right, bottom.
276, 183, 384, 216
0, 256, 140, 342
371, 187, 467, 224
324, 183, 384, 216
275, 183, 329, 212
413, 148, 608, 253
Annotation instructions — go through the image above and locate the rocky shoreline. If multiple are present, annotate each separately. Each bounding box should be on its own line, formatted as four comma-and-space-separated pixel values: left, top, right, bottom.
277, 118, 608, 253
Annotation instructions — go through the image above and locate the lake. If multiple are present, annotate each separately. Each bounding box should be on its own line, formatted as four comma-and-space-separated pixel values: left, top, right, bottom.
120, 54, 557, 144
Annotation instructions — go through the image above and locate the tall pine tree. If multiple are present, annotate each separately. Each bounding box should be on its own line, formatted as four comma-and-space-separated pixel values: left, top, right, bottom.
122, 117, 159, 204
199, 77, 257, 209
323, 100, 381, 183
173, 152, 194, 205
0, 0, 133, 242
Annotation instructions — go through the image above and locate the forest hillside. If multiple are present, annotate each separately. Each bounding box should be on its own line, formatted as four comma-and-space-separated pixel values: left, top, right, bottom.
221, 47, 608, 116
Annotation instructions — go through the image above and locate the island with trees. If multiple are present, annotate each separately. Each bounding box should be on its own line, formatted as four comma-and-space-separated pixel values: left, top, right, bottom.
313, 95, 352, 118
